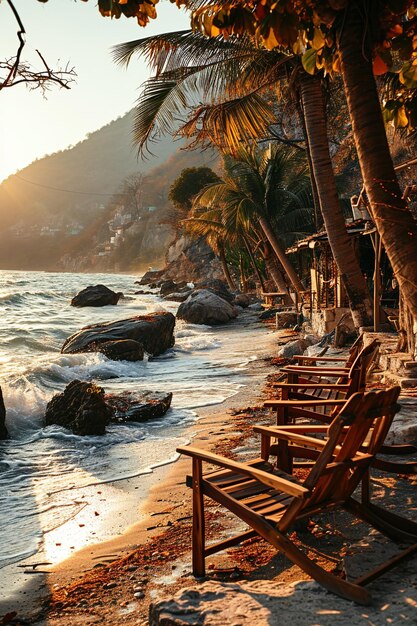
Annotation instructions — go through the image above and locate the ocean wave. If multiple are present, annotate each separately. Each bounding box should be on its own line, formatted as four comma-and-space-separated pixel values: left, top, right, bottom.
0, 291, 59, 305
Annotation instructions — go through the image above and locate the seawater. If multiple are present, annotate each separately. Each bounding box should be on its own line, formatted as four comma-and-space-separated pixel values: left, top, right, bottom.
0, 270, 261, 576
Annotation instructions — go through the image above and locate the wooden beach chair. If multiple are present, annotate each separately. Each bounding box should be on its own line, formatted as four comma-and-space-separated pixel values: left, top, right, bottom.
267, 339, 417, 477
177, 388, 417, 604
273, 340, 378, 405
292, 333, 364, 368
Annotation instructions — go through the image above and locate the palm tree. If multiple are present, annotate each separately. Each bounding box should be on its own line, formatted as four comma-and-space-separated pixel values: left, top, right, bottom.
189, 145, 314, 298
297, 72, 374, 328
181, 205, 237, 290
114, 30, 374, 325
337, 2, 417, 350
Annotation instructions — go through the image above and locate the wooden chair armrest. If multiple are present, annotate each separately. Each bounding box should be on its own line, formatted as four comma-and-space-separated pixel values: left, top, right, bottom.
177, 445, 309, 498
283, 367, 350, 376
271, 383, 350, 390
257, 425, 332, 433
325, 453, 374, 471
264, 398, 346, 408
253, 426, 328, 451
293, 355, 347, 363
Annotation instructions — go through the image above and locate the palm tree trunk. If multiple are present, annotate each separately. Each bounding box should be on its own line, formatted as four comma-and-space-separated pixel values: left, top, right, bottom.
296, 100, 322, 230
337, 2, 417, 351
258, 215, 304, 295
243, 235, 267, 292
239, 253, 248, 292
298, 73, 374, 329
261, 242, 293, 306
218, 242, 236, 291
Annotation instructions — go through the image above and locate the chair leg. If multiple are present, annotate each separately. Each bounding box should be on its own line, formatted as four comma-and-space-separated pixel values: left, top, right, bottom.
192, 458, 206, 577
269, 528, 371, 605
380, 443, 417, 455
346, 498, 417, 543
361, 469, 370, 504
372, 457, 417, 475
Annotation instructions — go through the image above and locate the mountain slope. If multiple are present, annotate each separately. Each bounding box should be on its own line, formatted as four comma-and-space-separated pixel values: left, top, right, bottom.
0, 110, 186, 229
0, 110, 219, 271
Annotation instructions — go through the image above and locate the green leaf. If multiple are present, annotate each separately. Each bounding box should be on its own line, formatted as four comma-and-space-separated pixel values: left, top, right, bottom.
406, 97, 417, 129
301, 49, 317, 75
382, 99, 397, 123
399, 61, 417, 89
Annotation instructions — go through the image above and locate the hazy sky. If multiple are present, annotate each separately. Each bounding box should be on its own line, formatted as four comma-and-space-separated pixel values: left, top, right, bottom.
0, 0, 189, 183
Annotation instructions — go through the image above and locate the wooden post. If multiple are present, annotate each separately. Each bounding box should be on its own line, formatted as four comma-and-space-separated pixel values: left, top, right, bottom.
192, 458, 205, 577
373, 232, 382, 332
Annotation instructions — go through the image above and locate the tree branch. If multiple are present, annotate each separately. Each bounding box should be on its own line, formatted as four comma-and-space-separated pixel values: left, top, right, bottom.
1, 0, 76, 92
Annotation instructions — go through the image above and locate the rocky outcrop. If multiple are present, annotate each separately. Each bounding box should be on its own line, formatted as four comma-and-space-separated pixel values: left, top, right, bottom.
161, 236, 223, 284
71, 284, 123, 307
61, 312, 175, 359
177, 290, 238, 326
0, 387, 7, 439
45, 382, 174, 435
45, 380, 111, 436
106, 390, 172, 423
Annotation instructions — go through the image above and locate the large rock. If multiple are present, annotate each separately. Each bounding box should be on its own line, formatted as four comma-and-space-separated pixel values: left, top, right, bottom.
45, 382, 174, 435
0, 387, 7, 439
275, 311, 298, 329
177, 290, 238, 326
196, 279, 234, 303
163, 291, 193, 303
61, 312, 175, 359
160, 280, 188, 297
45, 380, 111, 436
96, 339, 144, 362
277, 336, 317, 358
106, 390, 173, 423
71, 284, 123, 307
233, 293, 251, 308
137, 269, 165, 286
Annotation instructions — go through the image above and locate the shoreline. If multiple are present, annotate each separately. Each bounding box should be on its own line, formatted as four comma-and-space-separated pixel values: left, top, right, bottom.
6, 316, 417, 625
3, 312, 282, 621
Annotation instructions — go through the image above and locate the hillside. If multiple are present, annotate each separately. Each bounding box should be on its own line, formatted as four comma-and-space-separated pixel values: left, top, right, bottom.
0, 110, 219, 271
0, 111, 184, 230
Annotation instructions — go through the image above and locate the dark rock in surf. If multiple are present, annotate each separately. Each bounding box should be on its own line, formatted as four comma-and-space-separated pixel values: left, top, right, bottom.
177, 290, 238, 326
45, 380, 111, 436
159, 280, 178, 297
96, 339, 144, 362
61, 312, 175, 359
71, 284, 123, 308
163, 291, 192, 303
106, 390, 173, 423
0, 387, 7, 439
137, 269, 164, 286
45, 382, 174, 435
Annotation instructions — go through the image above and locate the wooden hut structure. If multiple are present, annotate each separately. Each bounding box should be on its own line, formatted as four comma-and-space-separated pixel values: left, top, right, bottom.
286, 219, 398, 336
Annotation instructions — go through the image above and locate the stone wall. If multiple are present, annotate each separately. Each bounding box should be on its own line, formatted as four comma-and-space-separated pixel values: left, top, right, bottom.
309, 307, 354, 336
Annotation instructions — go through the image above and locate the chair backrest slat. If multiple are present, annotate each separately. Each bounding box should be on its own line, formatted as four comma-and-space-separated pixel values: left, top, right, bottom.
298, 387, 400, 511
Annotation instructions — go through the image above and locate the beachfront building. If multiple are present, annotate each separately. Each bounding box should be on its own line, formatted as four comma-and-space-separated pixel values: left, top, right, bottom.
286, 218, 398, 338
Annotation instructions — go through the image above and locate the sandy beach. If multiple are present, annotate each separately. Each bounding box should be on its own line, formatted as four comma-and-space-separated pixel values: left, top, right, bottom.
3, 316, 417, 626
